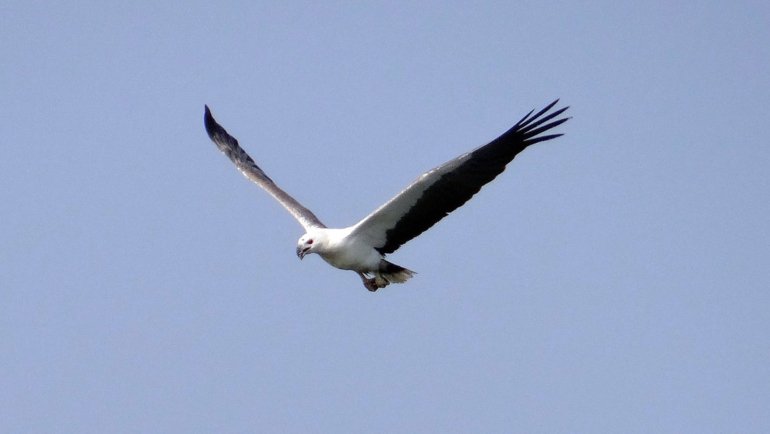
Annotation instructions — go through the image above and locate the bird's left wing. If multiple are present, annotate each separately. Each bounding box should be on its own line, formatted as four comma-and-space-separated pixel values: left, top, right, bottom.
204, 106, 326, 231
349, 100, 569, 254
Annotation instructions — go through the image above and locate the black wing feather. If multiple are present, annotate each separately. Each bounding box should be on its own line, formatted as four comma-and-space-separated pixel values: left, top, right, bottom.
375, 100, 569, 254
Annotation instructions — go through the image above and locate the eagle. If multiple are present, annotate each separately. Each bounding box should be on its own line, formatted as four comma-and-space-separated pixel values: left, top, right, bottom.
204, 101, 569, 291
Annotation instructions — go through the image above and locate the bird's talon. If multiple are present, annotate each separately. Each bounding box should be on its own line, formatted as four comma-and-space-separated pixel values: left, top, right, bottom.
365, 279, 378, 292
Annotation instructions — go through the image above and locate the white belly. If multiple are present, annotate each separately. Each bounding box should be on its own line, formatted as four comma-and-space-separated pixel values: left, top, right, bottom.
319, 237, 382, 272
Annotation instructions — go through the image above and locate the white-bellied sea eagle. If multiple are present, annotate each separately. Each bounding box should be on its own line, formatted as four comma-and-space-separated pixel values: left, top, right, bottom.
204, 101, 569, 291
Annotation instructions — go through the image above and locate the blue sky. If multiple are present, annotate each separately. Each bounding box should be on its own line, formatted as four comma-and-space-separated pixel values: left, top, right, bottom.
2, 1, 769, 433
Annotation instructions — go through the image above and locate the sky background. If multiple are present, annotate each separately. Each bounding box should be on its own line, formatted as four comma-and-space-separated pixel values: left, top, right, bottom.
2, 1, 769, 433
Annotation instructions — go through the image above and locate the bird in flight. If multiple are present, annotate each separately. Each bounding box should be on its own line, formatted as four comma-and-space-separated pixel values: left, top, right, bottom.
204, 101, 569, 291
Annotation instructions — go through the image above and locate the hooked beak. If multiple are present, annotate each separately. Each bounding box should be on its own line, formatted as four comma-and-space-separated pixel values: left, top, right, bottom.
296, 246, 308, 260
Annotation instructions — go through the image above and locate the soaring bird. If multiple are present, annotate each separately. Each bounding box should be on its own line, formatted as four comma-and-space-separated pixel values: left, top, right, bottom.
204, 101, 569, 291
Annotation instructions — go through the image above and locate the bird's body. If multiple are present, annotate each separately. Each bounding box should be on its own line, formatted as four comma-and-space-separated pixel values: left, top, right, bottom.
204, 101, 569, 291
297, 227, 415, 291
302, 227, 374, 271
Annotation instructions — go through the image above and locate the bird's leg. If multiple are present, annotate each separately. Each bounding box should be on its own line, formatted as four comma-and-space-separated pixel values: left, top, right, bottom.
374, 273, 390, 289
357, 272, 379, 292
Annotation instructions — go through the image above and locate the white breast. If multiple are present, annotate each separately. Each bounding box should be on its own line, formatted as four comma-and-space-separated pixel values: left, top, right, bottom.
317, 228, 382, 272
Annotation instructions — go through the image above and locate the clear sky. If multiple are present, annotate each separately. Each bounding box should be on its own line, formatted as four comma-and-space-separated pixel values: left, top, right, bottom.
2, 1, 769, 433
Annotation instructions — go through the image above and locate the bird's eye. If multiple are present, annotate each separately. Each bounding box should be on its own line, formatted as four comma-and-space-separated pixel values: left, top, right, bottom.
307, 239, 313, 245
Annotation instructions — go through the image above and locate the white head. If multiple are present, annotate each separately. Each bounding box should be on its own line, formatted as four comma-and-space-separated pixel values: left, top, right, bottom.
296, 231, 325, 260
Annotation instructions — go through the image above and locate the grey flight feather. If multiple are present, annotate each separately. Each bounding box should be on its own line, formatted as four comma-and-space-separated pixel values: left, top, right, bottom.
204, 105, 326, 231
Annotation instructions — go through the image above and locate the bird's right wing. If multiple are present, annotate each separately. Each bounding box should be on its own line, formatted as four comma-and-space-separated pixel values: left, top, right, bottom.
204, 106, 326, 231
349, 100, 569, 254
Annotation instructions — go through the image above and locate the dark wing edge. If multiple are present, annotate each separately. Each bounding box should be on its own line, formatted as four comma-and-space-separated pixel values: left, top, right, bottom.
354, 100, 569, 255
203, 105, 326, 230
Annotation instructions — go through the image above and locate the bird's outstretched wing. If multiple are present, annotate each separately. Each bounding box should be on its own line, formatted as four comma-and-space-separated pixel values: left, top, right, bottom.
204, 106, 326, 231
349, 100, 569, 254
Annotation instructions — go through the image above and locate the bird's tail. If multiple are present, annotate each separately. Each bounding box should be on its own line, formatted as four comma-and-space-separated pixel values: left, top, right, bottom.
378, 260, 416, 284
